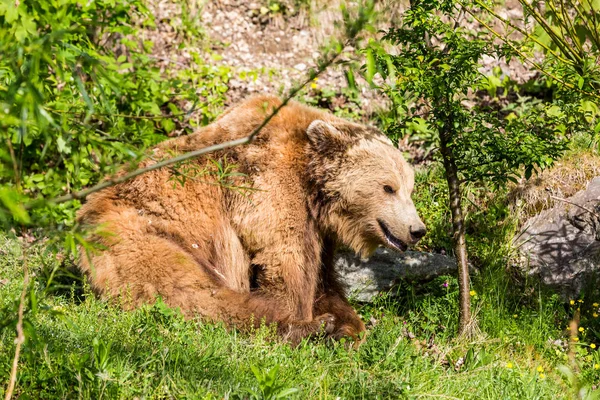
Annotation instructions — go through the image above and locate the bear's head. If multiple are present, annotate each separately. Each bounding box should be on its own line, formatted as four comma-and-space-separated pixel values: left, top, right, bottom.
307, 120, 426, 258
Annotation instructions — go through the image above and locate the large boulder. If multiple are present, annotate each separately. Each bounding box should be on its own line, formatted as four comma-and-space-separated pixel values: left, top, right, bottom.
334, 248, 459, 302
515, 177, 600, 298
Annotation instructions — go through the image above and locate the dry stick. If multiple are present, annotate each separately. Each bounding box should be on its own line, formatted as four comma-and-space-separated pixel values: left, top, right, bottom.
548, 193, 600, 218
4, 245, 29, 400
24, 42, 350, 210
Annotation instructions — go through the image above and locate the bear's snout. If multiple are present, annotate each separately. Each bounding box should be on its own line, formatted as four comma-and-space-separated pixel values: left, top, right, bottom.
409, 224, 427, 243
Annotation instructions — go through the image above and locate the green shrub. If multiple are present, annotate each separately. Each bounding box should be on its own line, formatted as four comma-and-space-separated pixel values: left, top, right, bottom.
0, 0, 229, 228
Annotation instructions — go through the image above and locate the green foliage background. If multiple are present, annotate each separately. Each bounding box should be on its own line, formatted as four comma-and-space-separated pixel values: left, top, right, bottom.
0, 0, 229, 227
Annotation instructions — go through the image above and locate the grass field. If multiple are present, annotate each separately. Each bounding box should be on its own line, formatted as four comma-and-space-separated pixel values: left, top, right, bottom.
1, 230, 599, 399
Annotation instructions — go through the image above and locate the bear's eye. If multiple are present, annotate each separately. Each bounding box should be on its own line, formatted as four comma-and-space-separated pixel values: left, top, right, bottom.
383, 185, 395, 194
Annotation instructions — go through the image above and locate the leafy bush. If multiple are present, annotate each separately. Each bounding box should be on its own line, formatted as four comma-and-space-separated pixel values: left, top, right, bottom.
468, 0, 600, 137
0, 0, 230, 228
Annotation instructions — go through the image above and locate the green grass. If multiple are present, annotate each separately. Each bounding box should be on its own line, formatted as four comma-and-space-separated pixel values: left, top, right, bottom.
1, 232, 599, 399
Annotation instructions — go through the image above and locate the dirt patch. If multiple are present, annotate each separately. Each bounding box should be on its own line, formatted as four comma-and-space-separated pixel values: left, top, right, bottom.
200, 0, 361, 106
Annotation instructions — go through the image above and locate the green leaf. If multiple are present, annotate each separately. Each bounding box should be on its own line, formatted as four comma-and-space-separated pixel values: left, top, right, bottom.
581, 100, 598, 115
366, 48, 376, 83
14, 12, 37, 41
546, 105, 564, 118
524, 165, 533, 180
575, 24, 590, 48
0, 0, 18, 23
56, 136, 71, 154
532, 24, 552, 51
385, 56, 396, 88
38, 106, 59, 129
0, 188, 30, 224
161, 118, 176, 133
250, 365, 262, 380
74, 74, 94, 117
275, 388, 300, 398
345, 68, 357, 92
21, 13, 37, 35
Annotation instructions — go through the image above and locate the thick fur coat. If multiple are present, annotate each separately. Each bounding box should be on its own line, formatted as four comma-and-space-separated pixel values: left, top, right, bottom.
77, 95, 426, 343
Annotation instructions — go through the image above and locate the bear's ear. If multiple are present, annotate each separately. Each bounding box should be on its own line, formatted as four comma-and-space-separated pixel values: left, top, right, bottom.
306, 120, 350, 152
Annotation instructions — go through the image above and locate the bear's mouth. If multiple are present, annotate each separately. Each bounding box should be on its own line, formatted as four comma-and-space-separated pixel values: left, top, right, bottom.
377, 219, 408, 252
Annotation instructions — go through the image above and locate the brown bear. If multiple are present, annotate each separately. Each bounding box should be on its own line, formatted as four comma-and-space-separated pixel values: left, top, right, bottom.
76, 95, 426, 344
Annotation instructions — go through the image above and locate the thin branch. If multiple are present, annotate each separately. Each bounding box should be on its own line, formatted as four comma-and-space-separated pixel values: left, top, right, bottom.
557, 0, 584, 56
462, 5, 600, 100
548, 193, 600, 218
571, 0, 600, 51
4, 244, 29, 400
25, 38, 354, 210
47, 100, 199, 121
523, 0, 584, 66
472, 0, 573, 66
584, 0, 600, 49
549, 0, 584, 60
5, 138, 20, 192
452, 6, 466, 31
147, 55, 189, 68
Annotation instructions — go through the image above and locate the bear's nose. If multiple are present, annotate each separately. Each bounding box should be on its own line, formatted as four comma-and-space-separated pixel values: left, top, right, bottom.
410, 225, 427, 242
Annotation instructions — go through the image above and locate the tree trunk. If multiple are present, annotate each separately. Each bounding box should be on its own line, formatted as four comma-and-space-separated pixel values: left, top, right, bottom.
439, 129, 473, 337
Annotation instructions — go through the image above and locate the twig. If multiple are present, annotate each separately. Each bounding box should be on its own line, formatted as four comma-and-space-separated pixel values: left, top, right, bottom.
147, 55, 189, 68
5, 138, 20, 192
4, 244, 29, 400
47, 100, 199, 121
547, 192, 600, 218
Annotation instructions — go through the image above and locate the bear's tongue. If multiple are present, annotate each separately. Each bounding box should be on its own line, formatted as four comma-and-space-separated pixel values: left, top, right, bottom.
377, 219, 408, 252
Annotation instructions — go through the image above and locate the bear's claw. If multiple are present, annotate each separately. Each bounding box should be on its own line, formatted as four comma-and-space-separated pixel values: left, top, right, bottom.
315, 313, 336, 334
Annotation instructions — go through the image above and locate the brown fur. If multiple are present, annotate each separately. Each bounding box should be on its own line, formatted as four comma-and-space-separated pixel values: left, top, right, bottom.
76, 95, 426, 344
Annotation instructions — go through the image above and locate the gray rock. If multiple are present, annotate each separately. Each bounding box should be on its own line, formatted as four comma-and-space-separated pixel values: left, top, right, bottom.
515, 177, 600, 297
334, 248, 459, 302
